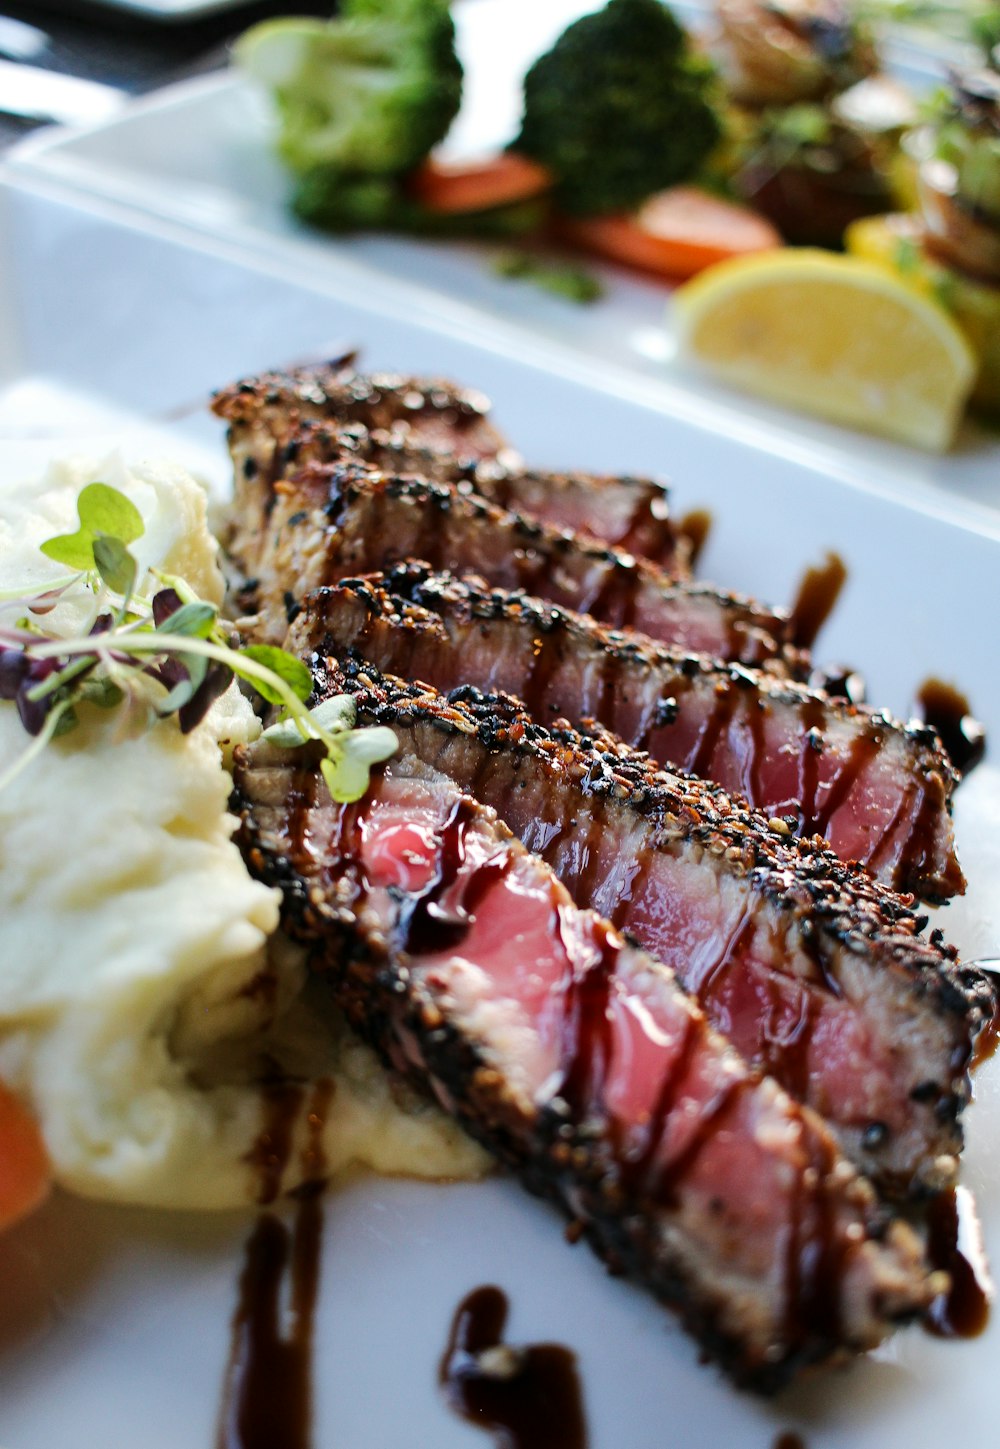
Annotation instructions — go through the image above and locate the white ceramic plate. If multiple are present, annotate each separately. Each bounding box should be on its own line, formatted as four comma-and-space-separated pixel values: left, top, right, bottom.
9, 0, 1000, 524
41, 0, 259, 22
0, 169, 999, 1449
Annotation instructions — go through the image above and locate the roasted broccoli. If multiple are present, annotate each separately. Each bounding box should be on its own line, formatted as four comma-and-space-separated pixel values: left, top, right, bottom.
514, 0, 722, 217
236, 0, 462, 178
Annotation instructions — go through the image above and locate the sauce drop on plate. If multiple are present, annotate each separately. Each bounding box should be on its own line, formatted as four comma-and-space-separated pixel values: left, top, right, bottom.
925, 1186, 993, 1340
789, 552, 847, 650
440, 1286, 587, 1449
679, 508, 713, 569
915, 678, 987, 777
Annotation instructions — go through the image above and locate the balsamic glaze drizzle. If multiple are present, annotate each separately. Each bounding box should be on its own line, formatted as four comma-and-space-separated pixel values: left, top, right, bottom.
216, 1193, 324, 1449
925, 1187, 993, 1340
916, 678, 987, 778
788, 552, 847, 651
678, 508, 713, 570
440, 1287, 587, 1449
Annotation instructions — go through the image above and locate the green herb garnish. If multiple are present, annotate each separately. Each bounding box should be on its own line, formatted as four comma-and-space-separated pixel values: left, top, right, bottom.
493, 250, 604, 304
0, 483, 396, 800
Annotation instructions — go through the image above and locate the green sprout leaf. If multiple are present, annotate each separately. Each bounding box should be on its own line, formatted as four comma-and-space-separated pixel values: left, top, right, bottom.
161, 601, 219, 639
93, 536, 138, 597
261, 692, 358, 749
76, 483, 145, 544
238, 644, 313, 704
321, 725, 398, 803
39, 530, 99, 571
81, 679, 125, 710
40, 482, 145, 571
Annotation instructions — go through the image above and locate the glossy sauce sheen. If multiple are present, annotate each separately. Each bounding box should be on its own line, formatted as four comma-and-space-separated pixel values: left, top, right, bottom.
440, 1287, 587, 1449
916, 677, 987, 777
925, 1187, 993, 1339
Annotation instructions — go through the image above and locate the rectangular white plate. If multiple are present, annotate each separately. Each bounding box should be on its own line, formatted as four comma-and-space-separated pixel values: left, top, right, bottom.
9, 0, 1000, 527
0, 168, 998, 1449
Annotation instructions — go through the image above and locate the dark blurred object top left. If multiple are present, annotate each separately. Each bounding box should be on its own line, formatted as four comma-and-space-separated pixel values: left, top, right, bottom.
0, 1, 330, 145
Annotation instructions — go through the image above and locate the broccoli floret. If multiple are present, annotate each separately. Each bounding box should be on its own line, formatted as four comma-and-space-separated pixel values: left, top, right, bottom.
514, 0, 722, 217
292, 168, 548, 238
236, 0, 462, 178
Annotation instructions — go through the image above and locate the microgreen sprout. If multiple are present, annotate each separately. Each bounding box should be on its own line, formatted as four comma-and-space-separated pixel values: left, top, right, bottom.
0, 482, 396, 800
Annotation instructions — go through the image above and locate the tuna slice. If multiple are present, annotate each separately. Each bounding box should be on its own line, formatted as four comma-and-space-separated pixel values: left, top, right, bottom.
212, 363, 690, 572
233, 724, 938, 1392
227, 456, 793, 669
308, 566, 963, 903
282, 640, 996, 1199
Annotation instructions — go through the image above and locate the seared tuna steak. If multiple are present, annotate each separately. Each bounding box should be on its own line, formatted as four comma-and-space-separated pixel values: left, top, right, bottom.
233, 729, 938, 1391
213, 364, 689, 571
229, 457, 792, 668
283, 642, 996, 1198
308, 566, 963, 903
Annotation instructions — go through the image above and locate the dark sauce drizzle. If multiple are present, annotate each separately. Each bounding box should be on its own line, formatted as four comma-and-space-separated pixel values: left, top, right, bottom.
678, 508, 713, 571
246, 1083, 306, 1206
216, 1193, 324, 1449
916, 678, 987, 777
399, 797, 511, 955
788, 552, 847, 651
440, 1287, 587, 1449
925, 1187, 993, 1339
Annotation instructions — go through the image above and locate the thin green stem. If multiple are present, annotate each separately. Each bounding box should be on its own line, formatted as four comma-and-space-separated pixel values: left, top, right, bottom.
0, 699, 76, 794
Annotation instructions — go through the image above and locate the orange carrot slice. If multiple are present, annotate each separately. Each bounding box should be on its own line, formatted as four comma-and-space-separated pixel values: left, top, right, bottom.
0, 1082, 51, 1233
406, 152, 553, 215
560, 186, 782, 280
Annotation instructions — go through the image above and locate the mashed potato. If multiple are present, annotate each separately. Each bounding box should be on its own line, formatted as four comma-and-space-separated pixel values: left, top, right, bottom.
0, 451, 487, 1208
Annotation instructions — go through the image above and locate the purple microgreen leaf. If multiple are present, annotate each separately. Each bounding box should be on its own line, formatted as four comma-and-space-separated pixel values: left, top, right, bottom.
25, 653, 98, 703
151, 588, 184, 626
90, 613, 114, 636
153, 654, 206, 715
0, 648, 30, 701
28, 588, 71, 616
178, 661, 233, 734
16, 680, 51, 736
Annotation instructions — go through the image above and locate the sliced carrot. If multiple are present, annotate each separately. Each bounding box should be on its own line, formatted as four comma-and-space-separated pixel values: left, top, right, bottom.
559, 186, 782, 281
0, 1083, 51, 1233
406, 151, 553, 216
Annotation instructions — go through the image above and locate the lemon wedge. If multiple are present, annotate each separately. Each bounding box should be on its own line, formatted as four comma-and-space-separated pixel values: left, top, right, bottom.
674, 249, 976, 450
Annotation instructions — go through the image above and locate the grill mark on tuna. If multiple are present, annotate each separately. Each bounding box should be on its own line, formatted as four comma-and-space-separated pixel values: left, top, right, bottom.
213, 365, 689, 573
232, 735, 939, 1391
227, 455, 791, 670
298, 569, 963, 902
280, 645, 992, 1198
